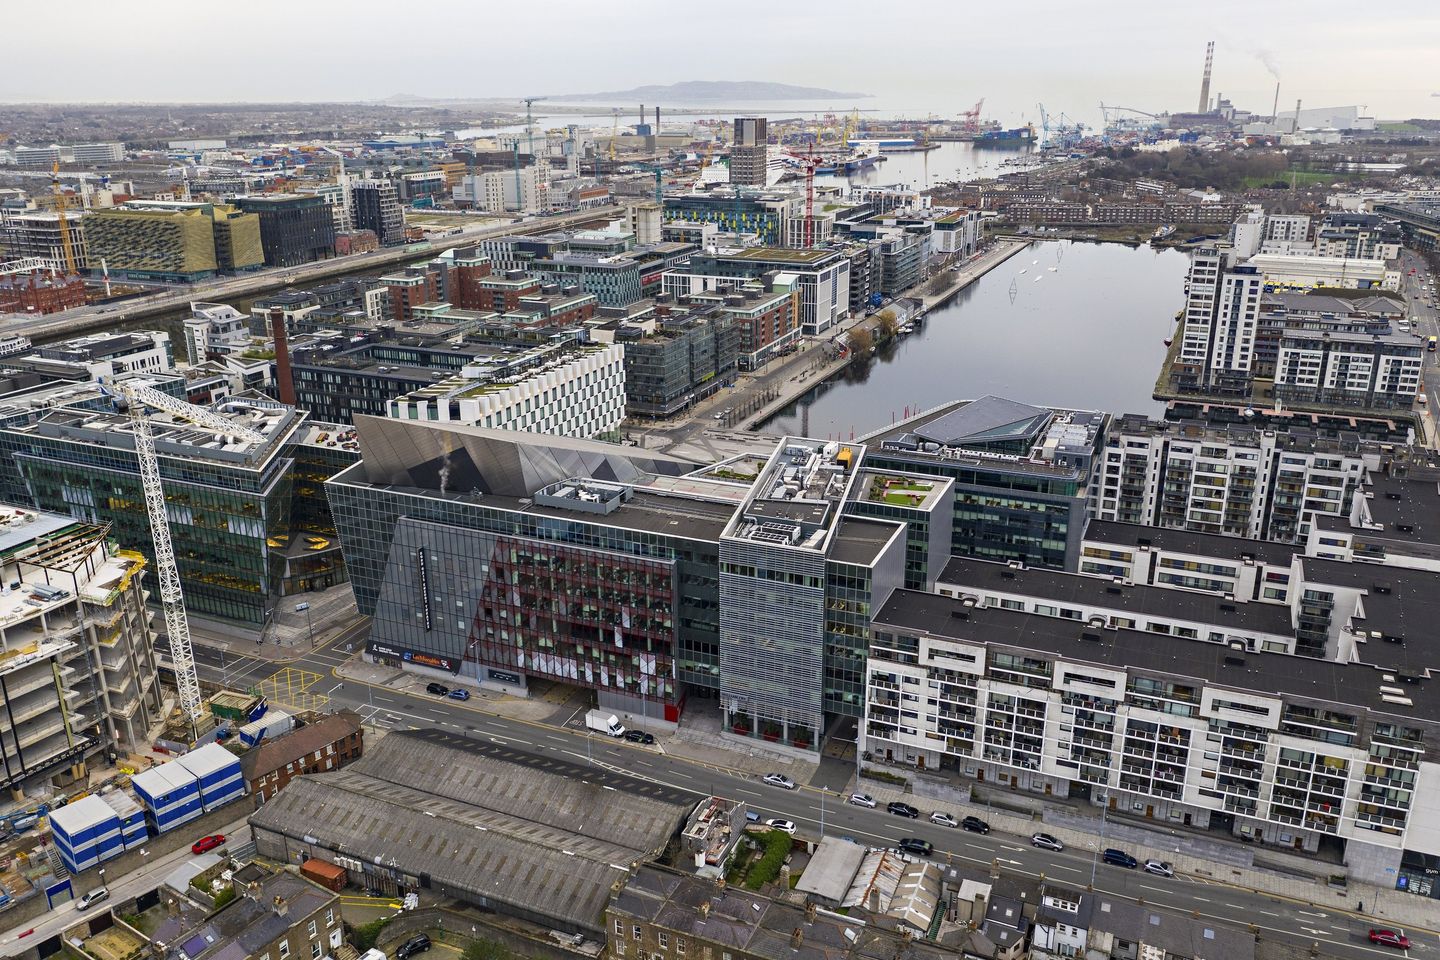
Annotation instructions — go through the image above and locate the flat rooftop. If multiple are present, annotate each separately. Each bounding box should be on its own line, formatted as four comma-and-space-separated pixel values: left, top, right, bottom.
830, 516, 904, 567
1300, 557, 1440, 672
874, 589, 1440, 722
1081, 519, 1297, 567
939, 556, 1297, 639
1355, 472, 1440, 547
725, 247, 837, 265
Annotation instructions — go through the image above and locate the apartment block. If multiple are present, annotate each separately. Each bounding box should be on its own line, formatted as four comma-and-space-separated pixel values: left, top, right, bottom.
351, 178, 404, 245
729, 117, 769, 187
0, 209, 88, 268
1174, 242, 1264, 396
1274, 330, 1422, 410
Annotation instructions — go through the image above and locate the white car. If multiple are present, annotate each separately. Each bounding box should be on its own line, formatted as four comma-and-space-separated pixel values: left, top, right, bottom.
766, 818, 797, 835
1143, 859, 1174, 877
848, 793, 877, 808
929, 812, 959, 828
762, 773, 797, 790
78, 887, 109, 908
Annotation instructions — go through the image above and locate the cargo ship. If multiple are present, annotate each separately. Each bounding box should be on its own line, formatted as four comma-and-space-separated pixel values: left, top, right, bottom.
974, 126, 1036, 148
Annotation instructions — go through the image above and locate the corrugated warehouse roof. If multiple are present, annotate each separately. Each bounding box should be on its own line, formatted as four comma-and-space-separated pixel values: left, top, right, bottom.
248, 729, 699, 934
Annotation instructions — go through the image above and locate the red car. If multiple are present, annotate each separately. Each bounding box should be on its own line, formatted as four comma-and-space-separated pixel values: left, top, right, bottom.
191, 834, 226, 854
1369, 929, 1411, 949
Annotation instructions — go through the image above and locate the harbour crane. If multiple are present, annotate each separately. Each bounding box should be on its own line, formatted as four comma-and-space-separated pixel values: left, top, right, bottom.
960, 99, 984, 133
1036, 103, 1051, 145
51, 161, 77, 276
102, 379, 267, 723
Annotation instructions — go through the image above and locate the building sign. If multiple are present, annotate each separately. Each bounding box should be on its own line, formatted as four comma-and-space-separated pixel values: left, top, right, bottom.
487, 669, 522, 685
417, 547, 432, 632
367, 641, 459, 674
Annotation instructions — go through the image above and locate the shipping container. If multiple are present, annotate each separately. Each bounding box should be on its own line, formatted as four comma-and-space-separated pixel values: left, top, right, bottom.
300, 858, 347, 892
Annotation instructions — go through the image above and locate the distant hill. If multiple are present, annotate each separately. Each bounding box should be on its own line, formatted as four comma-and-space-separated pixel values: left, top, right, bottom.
551, 81, 869, 102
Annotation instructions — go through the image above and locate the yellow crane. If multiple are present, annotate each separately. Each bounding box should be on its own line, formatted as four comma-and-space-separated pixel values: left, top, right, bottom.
609, 108, 619, 161
51, 161, 77, 276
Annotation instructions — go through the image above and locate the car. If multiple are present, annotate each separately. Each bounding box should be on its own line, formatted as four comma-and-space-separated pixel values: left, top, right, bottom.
745, 811, 761, 823
887, 801, 920, 819
929, 812, 959, 828
1143, 859, 1174, 877
897, 838, 933, 857
1369, 930, 1411, 949
960, 815, 991, 834
78, 887, 109, 908
447, 687, 470, 701
396, 935, 432, 960
1031, 833, 1065, 852
624, 730, 656, 744
762, 773, 797, 790
765, 818, 797, 835
1102, 848, 1138, 868
425, 682, 449, 696
848, 793, 876, 808
191, 834, 226, 854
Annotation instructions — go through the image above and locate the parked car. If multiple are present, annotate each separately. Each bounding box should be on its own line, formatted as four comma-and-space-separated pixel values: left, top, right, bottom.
929, 812, 959, 828
397, 935, 432, 960
960, 816, 991, 835
887, 801, 920, 819
624, 730, 656, 744
78, 887, 109, 908
745, 811, 761, 823
191, 834, 226, 854
447, 688, 470, 701
897, 838, 933, 857
1369, 930, 1411, 949
425, 682, 449, 696
1102, 848, 1138, 868
762, 773, 797, 790
766, 819, 797, 835
848, 793, 876, 808
1030, 833, 1065, 852
1143, 859, 1174, 877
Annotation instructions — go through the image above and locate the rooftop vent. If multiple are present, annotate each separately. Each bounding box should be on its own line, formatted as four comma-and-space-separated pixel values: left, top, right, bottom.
1374, 582, 1392, 595
1081, 631, 1102, 642
951, 610, 970, 621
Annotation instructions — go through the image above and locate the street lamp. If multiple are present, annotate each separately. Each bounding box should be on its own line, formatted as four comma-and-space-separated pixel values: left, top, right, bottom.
295, 602, 314, 648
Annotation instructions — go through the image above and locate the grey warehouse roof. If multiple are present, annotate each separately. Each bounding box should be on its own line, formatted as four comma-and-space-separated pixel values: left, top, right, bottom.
248, 729, 700, 933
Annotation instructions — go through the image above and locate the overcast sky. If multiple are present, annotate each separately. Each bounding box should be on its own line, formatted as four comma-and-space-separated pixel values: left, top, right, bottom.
5, 0, 1439, 123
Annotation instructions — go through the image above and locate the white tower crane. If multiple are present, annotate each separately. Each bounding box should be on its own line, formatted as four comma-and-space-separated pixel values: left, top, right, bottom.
103, 379, 267, 723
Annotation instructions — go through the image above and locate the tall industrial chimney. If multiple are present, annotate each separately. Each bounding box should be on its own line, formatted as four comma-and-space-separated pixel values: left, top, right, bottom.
655, 106, 660, 130
1197, 40, 1215, 114
1293, 99, 1302, 134
270, 308, 297, 406
1271, 82, 1281, 125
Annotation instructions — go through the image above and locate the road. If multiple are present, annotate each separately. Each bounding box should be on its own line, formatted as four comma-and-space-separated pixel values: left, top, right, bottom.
4, 206, 621, 344
1398, 250, 1440, 428
170, 627, 1431, 960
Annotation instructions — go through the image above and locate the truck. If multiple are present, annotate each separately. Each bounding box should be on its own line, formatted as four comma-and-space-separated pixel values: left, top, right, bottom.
585, 709, 626, 738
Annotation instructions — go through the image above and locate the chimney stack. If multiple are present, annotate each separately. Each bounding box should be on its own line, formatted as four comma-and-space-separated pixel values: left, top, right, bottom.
1197, 40, 1215, 114
790, 928, 804, 949
1271, 82, 1281, 124
1293, 99, 1302, 134
270, 308, 297, 406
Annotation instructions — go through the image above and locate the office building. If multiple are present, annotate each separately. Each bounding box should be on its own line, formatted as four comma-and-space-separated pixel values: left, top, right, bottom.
85, 202, 261, 281
0, 271, 88, 315
860, 396, 1107, 571
682, 247, 850, 334
71, 142, 125, 165
0, 510, 162, 797
0, 209, 88, 268
0, 383, 309, 623
618, 312, 739, 418
233, 194, 336, 267
350, 178, 404, 245
533, 251, 646, 306
664, 191, 797, 246
1094, 415, 1376, 543
453, 165, 543, 214
14, 145, 74, 167
729, 117, 769, 187
717, 281, 798, 370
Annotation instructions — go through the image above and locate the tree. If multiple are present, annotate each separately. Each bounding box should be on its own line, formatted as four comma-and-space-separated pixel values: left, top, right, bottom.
874, 310, 899, 340
463, 940, 517, 960
847, 326, 875, 359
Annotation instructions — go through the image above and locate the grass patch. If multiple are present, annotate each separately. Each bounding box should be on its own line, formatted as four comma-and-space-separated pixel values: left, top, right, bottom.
861, 768, 909, 787
1240, 170, 1356, 189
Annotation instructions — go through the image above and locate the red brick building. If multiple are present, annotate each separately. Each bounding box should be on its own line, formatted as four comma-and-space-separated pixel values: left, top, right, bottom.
0, 272, 87, 315
240, 710, 364, 807
451, 251, 495, 310
472, 272, 542, 312
380, 268, 440, 322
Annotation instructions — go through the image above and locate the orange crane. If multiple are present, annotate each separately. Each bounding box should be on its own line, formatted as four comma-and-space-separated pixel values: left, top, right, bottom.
51, 161, 77, 276
960, 99, 985, 134
785, 149, 822, 248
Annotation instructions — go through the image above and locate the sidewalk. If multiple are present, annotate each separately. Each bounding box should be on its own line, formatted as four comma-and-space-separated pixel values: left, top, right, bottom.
851, 774, 1440, 931
187, 582, 362, 662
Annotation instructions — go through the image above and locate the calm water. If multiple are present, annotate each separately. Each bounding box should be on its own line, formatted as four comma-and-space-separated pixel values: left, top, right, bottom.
760, 241, 1187, 439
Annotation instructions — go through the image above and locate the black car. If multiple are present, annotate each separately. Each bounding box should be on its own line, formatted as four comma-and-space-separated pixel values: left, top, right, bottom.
425, 682, 449, 697
397, 935, 432, 960
1102, 848, 1138, 868
887, 801, 920, 819
624, 730, 656, 745
897, 837, 933, 857
960, 815, 991, 834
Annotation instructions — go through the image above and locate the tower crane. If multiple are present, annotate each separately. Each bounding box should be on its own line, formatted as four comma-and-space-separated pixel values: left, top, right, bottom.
102, 379, 267, 724
785, 149, 822, 248
609, 108, 620, 162
51, 162, 77, 276
522, 97, 540, 157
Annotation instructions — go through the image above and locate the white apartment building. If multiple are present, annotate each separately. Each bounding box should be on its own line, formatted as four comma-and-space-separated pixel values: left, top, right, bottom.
1177, 244, 1264, 394
1265, 214, 1312, 244
71, 143, 125, 165
1274, 330, 1422, 410
1093, 416, 1375, 544
864, 586, 1439, 886
454, 166, 543, 214
184, 302, 253, 364
385, 341, 626, 438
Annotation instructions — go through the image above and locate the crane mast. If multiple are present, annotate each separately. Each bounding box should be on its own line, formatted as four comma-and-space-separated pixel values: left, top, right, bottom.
51, 162, 77, 276
109, 380, 266, 723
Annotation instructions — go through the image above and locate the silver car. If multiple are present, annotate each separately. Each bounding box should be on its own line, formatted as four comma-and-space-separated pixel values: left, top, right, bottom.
848, 793, 876, 808
762, 773, 797, 790
1143, 859, 1174, 877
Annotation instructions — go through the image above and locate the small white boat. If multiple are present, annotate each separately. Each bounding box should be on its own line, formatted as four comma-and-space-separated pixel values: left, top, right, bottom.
1032, 259, 1038, 264
1033, 275, 1042, 282
1019, 268, 1027, 275
1047, 266, 1057, 272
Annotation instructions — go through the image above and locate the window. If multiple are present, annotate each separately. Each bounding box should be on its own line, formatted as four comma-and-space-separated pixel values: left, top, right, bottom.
634, 925, 643, 942
325, 910, 334, 927
279, 941, 291, 960
676, 939, 685, 956
311, 944, 321, 960
616, 920, 625, 936
307, 921, 317, 939
658, 932, 669, 949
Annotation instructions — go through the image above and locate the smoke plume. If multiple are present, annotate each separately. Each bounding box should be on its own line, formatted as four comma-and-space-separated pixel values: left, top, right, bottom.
1256, 49, 1281, 80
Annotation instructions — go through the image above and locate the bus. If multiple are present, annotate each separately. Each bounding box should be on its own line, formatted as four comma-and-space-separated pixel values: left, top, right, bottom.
1430, 336, 1437, 353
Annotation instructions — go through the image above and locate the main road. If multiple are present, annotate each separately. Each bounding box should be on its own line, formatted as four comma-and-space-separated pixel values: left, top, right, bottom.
5, 206, 622, 344
174, 627, 1430, 960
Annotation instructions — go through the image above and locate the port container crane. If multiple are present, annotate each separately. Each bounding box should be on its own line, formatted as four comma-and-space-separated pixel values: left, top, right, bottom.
102, 379, 267, 723
960, 99, 984, 133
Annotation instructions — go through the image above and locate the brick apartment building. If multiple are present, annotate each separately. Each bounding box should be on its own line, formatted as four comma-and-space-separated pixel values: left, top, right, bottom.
0, 272, 88, 315
240, 710, 364, 806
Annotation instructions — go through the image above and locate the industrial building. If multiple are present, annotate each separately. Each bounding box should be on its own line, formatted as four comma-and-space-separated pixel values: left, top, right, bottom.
250, 729, 699, 937
0, 510, 162, 798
